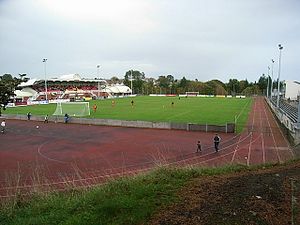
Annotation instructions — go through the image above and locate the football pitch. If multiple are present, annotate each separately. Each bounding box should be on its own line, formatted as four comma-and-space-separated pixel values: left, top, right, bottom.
5, 96, 252, 132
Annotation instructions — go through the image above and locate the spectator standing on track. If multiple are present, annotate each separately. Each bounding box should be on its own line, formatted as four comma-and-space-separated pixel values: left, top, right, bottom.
1, 119, 5, 134
196, 140, 202, 153
27, 112, 31, 120
214, 134, 221, 152
64, 113, 70, 123
44, 114, 49, 123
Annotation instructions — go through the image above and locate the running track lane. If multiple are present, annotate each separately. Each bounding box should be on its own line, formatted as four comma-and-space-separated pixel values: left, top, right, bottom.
229, 96, 293, 166
0, 97, 294, 197
175, 97, 294, 168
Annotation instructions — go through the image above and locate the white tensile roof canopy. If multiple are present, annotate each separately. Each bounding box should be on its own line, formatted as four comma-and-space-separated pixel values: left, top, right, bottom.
101, 85, 131, 94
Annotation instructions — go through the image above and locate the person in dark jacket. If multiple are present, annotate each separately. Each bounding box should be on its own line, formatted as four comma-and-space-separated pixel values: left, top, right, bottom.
196, 140, 202, 153
214, 134, 221, 152
64, 113, 70, 123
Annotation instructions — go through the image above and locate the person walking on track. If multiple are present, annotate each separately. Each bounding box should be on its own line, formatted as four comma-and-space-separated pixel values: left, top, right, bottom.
214, 134, 221, 152
1, 119, 6, 134
196, 140, 202, 153
64, 113, 70, 123
44, 114, 49, 123
27, 112, 31, 120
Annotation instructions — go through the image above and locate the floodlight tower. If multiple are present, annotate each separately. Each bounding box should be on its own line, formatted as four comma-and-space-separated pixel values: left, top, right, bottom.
276, 44, 283, 108
267, 66, 270, 98
130, 70, 133, 95
271, 59, 275, 98
42, 58, 48, 101
97, 65, 100, 96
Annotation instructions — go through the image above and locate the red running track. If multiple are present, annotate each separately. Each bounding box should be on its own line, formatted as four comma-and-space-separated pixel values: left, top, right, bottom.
0, 97, 294, 197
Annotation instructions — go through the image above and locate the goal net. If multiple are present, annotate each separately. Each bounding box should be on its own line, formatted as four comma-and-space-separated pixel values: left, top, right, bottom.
53, 102, 90, 117
185, 92, 199, 96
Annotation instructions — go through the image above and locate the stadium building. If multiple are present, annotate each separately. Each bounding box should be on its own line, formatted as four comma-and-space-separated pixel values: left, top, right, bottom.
14, 74, 132, 105
285, 80, 300, 101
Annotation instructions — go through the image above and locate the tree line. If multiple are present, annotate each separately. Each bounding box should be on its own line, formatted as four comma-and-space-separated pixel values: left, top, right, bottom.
110, 71, 276, 96
0, 72, 279, 112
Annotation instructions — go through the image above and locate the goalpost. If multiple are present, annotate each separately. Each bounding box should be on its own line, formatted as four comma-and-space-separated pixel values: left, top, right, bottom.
185, 92, 199, 96
53, 102, 90, 117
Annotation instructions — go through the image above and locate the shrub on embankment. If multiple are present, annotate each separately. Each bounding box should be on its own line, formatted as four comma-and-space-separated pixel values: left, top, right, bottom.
0, 163, 285, 225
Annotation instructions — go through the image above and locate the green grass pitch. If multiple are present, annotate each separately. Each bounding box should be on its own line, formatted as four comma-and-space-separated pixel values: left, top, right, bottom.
5, 96, 252, 132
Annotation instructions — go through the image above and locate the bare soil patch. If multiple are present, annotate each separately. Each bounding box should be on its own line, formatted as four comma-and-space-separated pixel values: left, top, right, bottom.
147, 161, 300, 225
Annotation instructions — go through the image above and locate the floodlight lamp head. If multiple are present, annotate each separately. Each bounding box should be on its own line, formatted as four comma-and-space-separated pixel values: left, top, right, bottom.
272, 59, 274, 63
278, 44, 283, 50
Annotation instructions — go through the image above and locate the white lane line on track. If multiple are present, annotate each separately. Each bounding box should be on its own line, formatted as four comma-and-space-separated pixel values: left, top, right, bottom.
260, 101, 266, 164
166, 133, 252, 165
265, 98, 294, 157
263, 98, 282, 163
247, 133, 253, 166
37, 142, 68, 164
230, 133, 245, 163
261, 130, 266, 164
188, 133, 263, 167
230, 98, 255, 163
1, 133, 256, 193
246, 97, 258, 166
257, 98, 265, 164
0, 102, 257, 195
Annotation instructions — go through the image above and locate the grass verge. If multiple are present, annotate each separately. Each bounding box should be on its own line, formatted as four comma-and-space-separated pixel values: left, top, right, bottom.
0, 162, 278, 225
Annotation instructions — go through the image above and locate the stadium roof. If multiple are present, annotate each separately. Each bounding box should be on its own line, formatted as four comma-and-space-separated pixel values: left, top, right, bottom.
15, 87, 37, 97
101, 85, 131, 94
19, 78, 37, 87
54, 74, 81, 81
18, 74, 107, 87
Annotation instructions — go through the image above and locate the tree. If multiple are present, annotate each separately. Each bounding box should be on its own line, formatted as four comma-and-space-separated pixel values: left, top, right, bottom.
178, 77, 189, 93
124, 70, 145, 94
257, 74, 268, 95
0, 74, 25, 112
205, 80, 227, 95
227, 79, 240, 95
242, 85, 261, 96
166, 75, 174, 83
109, 76, 120, 85
239, 80, 249, 93
156, 76, 169, 94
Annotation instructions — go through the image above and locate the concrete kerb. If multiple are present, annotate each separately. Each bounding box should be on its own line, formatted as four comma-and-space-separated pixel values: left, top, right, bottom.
2, 114, 235, 133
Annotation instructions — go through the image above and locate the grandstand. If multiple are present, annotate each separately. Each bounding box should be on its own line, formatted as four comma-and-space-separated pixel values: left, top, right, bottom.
275, 79, 300, 123
14, 74, 132, 105
270, 96, 298, 123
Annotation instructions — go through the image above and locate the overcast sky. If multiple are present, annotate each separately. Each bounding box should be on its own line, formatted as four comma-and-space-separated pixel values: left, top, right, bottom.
0, 0, 299, 82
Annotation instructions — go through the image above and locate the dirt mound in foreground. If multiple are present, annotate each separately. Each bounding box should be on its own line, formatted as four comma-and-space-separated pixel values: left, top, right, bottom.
148, 161, 300, 225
